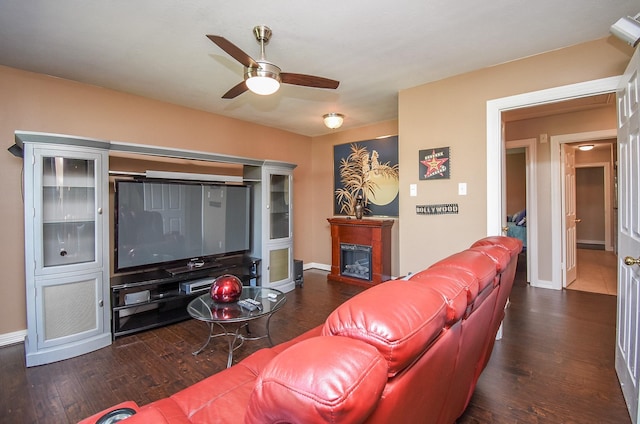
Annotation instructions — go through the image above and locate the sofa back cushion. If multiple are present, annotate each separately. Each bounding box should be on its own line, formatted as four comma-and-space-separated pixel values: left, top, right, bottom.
322, 280, 448, 376
245, 336, 387, 424
469, 245, 512, 274
405, 272, 469, 325
471, 236, 523, 258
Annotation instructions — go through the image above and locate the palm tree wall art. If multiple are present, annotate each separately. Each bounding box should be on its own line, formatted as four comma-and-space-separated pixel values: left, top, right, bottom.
333, 137, 399, 217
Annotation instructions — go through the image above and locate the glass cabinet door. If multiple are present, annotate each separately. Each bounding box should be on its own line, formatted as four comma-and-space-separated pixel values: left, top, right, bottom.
34, 150, 103, 274
269, 173, 291, 240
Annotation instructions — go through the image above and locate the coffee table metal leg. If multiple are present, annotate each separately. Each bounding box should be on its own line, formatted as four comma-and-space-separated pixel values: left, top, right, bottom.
266, 313, 275, 346
192, 322, 214, 356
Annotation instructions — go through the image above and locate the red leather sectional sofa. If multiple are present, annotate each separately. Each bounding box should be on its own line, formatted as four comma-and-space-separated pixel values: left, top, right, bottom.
80, 236, 522, 424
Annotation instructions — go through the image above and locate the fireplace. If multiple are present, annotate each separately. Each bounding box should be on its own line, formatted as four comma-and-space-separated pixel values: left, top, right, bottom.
340, 243, 372, 281
327, 218, 394, 287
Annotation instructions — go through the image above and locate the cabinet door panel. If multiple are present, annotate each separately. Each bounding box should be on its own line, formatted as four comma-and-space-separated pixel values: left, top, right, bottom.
269, 173, 291, 240
33, 149, 104, 274
37, 272, 103, 349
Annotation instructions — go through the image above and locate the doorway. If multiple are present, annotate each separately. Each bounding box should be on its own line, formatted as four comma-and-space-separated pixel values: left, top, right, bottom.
552, 132, 616, 290
504, 138, 537, 285
487, 76, 620, 290
565, 147, 617, 295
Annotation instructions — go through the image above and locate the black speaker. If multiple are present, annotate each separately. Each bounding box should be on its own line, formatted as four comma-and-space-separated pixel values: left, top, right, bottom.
294, 259, 303, 287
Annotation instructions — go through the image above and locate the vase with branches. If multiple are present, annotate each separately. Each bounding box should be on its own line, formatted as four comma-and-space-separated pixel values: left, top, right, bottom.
335, 144, 399, 216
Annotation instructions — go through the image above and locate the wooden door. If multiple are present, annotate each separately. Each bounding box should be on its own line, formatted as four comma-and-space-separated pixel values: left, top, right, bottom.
616, 46, 640, 424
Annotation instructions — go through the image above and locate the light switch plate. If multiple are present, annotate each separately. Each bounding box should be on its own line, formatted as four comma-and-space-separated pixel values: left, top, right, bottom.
410, 184, 417, 197
458, 183, 467, 195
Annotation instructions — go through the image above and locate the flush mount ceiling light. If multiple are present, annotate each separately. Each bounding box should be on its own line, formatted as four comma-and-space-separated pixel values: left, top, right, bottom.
323, 113, 344, 129
610, 13, 640, 47
578, 145, 595, 151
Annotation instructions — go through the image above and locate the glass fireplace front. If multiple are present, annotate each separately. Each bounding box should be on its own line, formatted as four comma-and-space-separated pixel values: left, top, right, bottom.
340, 243, 372, 281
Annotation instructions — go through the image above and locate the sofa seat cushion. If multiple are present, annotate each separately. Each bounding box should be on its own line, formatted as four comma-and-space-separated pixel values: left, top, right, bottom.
322, 280, 448, 376
245, 336, 387, 424
163, 348, 278, 423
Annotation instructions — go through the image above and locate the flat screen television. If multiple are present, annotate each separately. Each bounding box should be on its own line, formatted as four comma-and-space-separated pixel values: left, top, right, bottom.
114, 179, 251, 274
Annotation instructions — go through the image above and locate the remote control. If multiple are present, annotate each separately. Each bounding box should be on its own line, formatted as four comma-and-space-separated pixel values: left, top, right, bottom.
238, 299, 260, 311
245, 298, 261, 306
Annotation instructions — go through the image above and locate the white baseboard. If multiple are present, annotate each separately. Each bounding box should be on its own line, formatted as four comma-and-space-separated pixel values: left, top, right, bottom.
531, 279, 559, 290
0, 330, 26, 347
577, 239, 605, 246
304, 262, 330, 272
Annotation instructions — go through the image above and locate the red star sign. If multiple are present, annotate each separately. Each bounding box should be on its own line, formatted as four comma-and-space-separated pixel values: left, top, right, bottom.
421, 150, 449, 178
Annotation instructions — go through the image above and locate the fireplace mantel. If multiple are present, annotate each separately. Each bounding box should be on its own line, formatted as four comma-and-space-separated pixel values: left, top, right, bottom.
327, 218, 394, 287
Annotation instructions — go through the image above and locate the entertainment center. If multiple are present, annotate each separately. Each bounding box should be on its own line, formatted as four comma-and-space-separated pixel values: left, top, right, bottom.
111, 254, 260, 338
15, 130, 295, 366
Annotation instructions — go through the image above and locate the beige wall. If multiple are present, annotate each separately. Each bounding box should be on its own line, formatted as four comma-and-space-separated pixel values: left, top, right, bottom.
576, 167, 605, 243
0, 65, 313, 335
0, 35, 634, 337
398, 37, 632, 275
310, 121, 400, 276
506, 151, 526, 215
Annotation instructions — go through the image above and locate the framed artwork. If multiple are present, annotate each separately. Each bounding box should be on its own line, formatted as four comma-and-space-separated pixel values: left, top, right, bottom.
419, 147, 450, 180
333, 136, 399, 217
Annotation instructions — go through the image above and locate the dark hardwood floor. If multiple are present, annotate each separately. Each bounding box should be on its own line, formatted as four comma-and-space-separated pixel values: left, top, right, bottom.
0, 263, 630, 423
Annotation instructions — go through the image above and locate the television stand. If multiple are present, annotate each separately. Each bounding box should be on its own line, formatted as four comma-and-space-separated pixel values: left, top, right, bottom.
165, 259, 223, 276
110, 254, 261, 338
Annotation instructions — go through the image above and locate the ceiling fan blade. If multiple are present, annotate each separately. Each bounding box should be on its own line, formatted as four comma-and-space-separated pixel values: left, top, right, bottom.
222, 81, 249, 99
281, 73, 340, 89
206, 35, 259, 68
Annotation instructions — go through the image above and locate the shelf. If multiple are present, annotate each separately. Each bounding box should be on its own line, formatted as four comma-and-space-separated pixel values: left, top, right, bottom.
115, 304, 192, 337
111, 254, 261, 338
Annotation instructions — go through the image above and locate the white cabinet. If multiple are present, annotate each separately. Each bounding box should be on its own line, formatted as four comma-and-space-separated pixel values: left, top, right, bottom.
247, 163, 295, 292
21, 139, 111, 367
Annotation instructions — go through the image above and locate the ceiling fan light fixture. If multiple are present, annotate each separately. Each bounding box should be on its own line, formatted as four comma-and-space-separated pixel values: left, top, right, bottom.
246, 76, 280, 95
245, 62, 281, 95
578, 144, 595, 151
323, 113, 344, 129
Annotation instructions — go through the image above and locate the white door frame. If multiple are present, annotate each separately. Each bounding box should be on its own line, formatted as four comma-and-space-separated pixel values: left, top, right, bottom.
505, 138, 538, 285
551, 130, 616, 288
487, 76, 620, 290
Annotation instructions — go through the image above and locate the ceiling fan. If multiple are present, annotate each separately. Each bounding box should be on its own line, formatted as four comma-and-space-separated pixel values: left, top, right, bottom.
207, 25, 340, 99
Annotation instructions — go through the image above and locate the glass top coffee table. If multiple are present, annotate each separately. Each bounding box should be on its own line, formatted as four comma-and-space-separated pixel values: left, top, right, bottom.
187, 286, 286, 368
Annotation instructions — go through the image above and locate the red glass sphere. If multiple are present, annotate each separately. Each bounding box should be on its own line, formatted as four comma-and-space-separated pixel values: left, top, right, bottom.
210, 274, 243, 303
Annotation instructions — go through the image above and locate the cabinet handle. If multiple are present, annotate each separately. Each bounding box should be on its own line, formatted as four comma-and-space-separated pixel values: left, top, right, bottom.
97, 207, 103, 215
59, 248, 67, 257
99, 300, 103, 307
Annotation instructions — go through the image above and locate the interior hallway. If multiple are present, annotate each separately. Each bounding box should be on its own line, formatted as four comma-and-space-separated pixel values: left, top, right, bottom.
566, 248, 618, 296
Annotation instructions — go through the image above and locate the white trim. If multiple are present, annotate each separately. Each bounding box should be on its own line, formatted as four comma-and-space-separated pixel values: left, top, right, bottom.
551, 130, 616, 289
487, 76, 621, 290
306, 262, 331, 272
577, 239, 606, 245
0, 330, 26, 347
505, 138, 538, 285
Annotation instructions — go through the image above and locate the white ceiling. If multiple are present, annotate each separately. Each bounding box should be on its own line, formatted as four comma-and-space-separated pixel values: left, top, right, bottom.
0, 1, 637, 137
